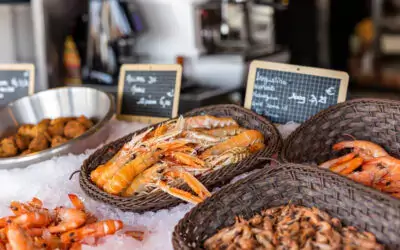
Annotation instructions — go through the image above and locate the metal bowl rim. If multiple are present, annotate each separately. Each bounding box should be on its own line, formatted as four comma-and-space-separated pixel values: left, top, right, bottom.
0, 86, 115, 164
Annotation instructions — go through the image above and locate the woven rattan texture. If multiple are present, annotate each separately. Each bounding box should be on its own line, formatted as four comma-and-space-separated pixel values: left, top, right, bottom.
79, 104, 282, 212
172, 164, 400, 250
281, 99, 400, 164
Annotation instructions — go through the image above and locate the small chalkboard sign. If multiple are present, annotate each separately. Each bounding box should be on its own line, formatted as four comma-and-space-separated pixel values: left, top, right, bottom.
0, 64, 35, 108
245, 61, 348, 124
117, 64, 182, 123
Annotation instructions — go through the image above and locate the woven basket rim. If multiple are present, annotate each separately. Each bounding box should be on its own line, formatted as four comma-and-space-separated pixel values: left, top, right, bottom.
281, 98, 400, 163
172, 162, 400, 249
79, 104, 283, 212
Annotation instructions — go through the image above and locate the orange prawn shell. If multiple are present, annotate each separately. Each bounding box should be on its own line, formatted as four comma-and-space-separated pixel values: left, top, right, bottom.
60, 220, 123, 244
200, 130, 264, 158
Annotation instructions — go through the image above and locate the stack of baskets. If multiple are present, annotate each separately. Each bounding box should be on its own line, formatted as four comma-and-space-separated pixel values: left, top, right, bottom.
172, 99, 400, 249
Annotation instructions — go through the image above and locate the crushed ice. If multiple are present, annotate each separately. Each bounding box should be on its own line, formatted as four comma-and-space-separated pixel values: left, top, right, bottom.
0, 119, 298, 250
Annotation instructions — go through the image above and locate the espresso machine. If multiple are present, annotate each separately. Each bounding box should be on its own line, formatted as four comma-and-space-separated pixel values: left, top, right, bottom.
196, 0, 277, 56
176, 0, 289, 113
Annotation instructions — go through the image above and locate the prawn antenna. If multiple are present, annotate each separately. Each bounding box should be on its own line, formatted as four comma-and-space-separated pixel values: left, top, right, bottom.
342, 133, 356, 141
69, 170, 81, 180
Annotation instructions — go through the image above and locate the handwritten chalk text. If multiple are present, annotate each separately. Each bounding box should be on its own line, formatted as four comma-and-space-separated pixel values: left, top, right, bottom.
253, 92, 279, 102
266, 103, 280, 110
254, 84, 275, 91
126, 75, 146, 83
148, 76, 157, 84
160, 96, 171, 108
137, 96, 157, 106
256, 72, 288, 85
288, 92, 306, 104
130, 85, 146, 95
325, 87, 335, 96
264, 111, 280, 118
166, 89, 174, 98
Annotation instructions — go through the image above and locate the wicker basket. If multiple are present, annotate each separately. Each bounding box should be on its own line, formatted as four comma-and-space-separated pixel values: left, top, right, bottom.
281, 98, 400, 165
172, 164, 400, 250
79, 104, 282, 212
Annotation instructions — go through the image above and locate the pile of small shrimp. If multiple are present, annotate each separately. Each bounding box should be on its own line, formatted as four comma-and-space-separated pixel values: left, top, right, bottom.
90, 115, 265, 204
319, 139, 400, 198
0, 194, 144, 250
204, 204, 384, 250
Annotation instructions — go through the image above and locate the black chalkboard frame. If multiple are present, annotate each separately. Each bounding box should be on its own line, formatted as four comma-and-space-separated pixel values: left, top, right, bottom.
117, 64, 182, 124
0, 63, 35, 100
244, 60, 349, 124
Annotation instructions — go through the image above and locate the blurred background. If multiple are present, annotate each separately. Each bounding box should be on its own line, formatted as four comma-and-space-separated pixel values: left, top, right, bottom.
1, 0, 399, 112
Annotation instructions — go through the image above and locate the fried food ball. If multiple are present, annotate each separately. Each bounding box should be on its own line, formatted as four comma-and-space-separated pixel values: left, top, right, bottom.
77, 115, 94, 129
15, 134, 32, 151
1, 136, 18, 157
51, 135, 68, 148
29, 133, 49, 152
64, 120, 87, 139
47, 121, 65, 137
17, 124, 36, 138
36, 119, 51, 134
50, 117, 74, 126
0, 148, 5, 158
20, 149, 32, 156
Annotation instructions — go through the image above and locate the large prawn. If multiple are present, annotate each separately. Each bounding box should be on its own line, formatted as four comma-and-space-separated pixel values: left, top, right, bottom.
200, 130, 264, 158
122, 162, 211, 204
332, 140, 388, 160
103, 150, 164, 195
91, 128, 152, 187
185, 115, 238, 130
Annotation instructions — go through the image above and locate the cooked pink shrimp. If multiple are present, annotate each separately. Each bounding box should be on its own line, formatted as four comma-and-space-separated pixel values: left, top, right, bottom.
332, 140, 388, 160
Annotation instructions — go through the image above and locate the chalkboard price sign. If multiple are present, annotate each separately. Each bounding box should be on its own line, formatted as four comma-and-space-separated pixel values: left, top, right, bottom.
117, 64, 182, 123
245, 61, 348, 124
0, 64, 35, 108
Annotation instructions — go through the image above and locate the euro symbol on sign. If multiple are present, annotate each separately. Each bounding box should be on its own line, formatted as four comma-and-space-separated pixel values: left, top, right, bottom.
325, 87, 335, 96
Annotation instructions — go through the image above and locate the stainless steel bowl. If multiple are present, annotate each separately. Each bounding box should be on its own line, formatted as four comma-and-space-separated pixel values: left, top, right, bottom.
0, 86, 115, 169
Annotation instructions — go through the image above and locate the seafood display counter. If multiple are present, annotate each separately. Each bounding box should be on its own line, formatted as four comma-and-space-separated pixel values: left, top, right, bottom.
0, 103, 293, 250
3, 97, 400, 249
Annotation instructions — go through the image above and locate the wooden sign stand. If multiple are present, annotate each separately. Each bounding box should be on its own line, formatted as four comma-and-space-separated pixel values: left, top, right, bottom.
0, 64, 35, 95
117, 64, 182, 124
244, 60, 349, 124
0, 64, 35, 108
